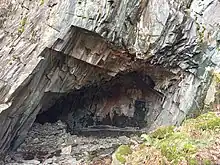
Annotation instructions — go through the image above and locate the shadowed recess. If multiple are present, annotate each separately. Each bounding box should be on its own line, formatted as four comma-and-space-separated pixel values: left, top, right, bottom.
35, 71, 164, 133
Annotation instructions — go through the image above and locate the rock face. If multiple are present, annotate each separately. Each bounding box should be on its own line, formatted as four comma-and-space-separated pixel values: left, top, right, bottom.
0, 0, 220, 153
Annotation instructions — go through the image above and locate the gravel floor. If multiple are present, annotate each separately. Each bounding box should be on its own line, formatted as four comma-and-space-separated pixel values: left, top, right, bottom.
2, 121, 141, 165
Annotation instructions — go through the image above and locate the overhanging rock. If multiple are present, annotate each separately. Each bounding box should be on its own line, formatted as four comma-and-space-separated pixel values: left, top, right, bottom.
0, 0, 220, 152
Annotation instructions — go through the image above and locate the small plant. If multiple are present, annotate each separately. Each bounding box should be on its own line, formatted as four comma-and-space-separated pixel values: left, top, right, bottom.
195, 21, 206, 43
125, 145, 167, 165
18, 26, 24, 33
18, 17, 27, 34
183, 112, 220, 132
202, 159, 212, 165
156, 132, 198, 164
213, 71, 220, 83
20, 17, 27, 26
114, 145, 131, 164
150, 126, 175, 139
40, 0, 44, 6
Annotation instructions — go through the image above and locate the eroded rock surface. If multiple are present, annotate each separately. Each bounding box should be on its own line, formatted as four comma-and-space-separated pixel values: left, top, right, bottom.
0, 0, 220, 153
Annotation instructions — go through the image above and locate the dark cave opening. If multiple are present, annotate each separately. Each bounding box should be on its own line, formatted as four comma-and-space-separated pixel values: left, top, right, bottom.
35, 71, 163, 133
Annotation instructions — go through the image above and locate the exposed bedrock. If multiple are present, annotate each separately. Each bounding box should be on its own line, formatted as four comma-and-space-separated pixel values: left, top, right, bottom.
0, 0, 220, 153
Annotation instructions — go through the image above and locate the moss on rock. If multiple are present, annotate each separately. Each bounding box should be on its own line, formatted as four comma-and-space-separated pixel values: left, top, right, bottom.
114, 145, 131, 164
114, 112, 220, 165
150, 126, 175, 139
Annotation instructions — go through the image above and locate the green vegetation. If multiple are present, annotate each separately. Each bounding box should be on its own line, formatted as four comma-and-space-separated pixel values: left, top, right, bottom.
195, 21, 206, 43
40, 0, 44, 6
114, 112, 220, 165
150, 126, 175, 139
114, 145, 132, 164
182, 112, 220, 132
18, 17, 27, 34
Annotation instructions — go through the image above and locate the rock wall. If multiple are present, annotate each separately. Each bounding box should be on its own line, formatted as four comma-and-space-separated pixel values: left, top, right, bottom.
0, 0, 220, 152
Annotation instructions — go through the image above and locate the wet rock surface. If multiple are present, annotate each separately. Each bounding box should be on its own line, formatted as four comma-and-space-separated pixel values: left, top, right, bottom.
3, 121, 140, 165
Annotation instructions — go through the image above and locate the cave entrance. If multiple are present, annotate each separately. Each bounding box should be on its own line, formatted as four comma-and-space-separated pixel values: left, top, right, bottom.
35, 71, 164, 133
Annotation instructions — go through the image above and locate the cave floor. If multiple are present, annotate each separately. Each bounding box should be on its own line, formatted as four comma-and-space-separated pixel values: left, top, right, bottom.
3, 121, 142, 165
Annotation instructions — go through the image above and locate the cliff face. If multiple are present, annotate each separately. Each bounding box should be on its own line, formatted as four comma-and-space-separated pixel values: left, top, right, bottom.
0, 0, 220, 152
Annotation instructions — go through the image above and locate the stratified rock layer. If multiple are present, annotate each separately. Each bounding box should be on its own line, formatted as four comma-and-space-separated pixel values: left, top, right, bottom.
0, 0, 220, 152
